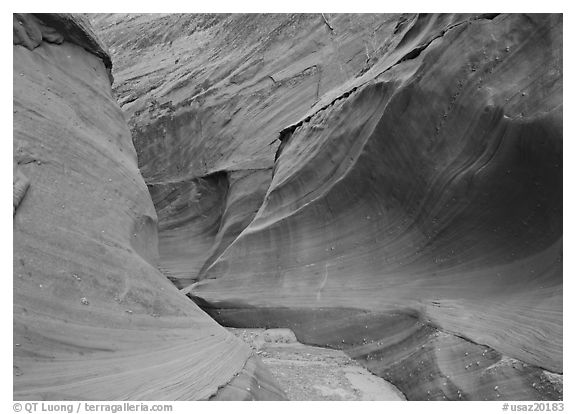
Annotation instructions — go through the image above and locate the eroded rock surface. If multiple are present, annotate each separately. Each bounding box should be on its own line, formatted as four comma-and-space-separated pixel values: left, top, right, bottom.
13, 13, 285, 401
229, 328, 406, 401
90, 13, 562, 400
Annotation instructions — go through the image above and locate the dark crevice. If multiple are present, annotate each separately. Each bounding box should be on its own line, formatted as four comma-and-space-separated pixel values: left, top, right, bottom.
146, 167, 270, 186
273, 85, 361, 162
16, 158, 42, 166
272, 13, 501, 164
33, 14, 112, 70
398, 14, 500, 64
320, 13, 334, 32
31, 13, 114, 83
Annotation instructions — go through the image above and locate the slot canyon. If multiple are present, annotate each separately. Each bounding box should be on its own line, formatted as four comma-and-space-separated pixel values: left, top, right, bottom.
13, 13, 562, 401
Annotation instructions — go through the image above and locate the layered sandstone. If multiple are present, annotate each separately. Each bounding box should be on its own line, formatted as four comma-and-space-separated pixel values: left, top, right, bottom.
13, 13, 284, 400
88, 13, 562, 401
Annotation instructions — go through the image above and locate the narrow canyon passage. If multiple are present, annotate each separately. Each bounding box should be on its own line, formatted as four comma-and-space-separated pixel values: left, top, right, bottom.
96, 12, 562, 401
91, 13, 562, 400
13, 13, 562, 401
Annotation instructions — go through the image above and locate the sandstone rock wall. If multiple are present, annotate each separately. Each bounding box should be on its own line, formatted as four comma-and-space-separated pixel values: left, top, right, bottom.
13, 13, 284, 400
91, 13, 562, 400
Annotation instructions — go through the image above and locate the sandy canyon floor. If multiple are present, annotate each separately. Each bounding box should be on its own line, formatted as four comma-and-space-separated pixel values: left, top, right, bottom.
229, 328, 406, 400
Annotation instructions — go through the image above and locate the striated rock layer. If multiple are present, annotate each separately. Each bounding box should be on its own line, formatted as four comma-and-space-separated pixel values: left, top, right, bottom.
13, 13, 285, 400
91, 13, 415, 286
92, 13, 562, 400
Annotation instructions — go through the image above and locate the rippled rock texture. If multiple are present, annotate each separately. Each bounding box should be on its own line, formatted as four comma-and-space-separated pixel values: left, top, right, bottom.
13, 13, 285, 400
91, 13, 562, 400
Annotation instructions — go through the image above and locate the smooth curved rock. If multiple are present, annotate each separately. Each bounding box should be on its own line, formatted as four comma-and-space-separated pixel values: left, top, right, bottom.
13, 13, 284, 401
91, 13, 562, 400
196, 11, 562, 372
91, 13, 422, 286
